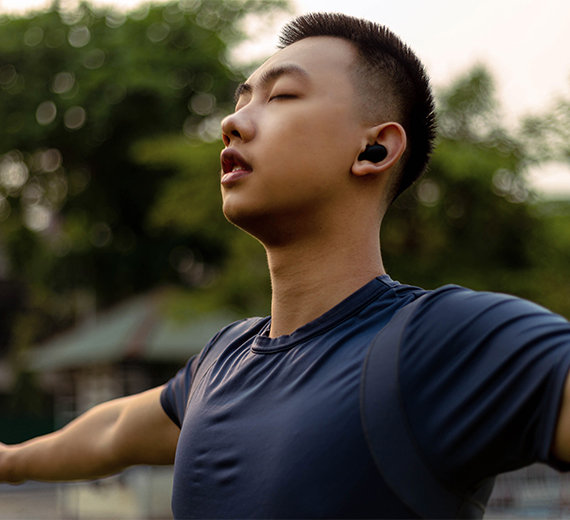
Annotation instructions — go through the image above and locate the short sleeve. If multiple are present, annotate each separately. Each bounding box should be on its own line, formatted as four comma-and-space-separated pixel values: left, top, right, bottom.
399, 286, 570, 486
159, 317, 266, 428
160, 355, 199, 428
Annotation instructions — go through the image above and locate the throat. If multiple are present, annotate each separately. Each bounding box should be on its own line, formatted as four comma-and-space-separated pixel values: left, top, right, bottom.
266, 246, 384, 338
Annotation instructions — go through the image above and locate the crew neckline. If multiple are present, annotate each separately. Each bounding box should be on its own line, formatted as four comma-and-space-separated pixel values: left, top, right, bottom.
252, 275, 398, 354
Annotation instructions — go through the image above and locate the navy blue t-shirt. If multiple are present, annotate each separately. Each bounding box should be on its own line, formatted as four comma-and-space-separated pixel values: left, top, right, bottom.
160, 276, 570, 519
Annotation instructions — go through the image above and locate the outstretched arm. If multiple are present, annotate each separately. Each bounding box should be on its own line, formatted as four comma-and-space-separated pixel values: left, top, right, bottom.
0, 385, 179, 484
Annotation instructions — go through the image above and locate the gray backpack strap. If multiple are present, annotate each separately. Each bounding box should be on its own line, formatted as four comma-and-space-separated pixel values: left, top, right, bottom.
360, 295, 494, 518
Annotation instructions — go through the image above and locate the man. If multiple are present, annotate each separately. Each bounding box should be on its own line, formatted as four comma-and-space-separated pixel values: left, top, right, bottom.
1, 12, 570, 519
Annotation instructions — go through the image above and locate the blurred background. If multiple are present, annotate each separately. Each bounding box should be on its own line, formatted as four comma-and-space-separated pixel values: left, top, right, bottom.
0, 0, 568, 517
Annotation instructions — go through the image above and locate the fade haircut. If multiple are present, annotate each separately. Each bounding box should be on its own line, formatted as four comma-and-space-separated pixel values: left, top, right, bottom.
278, 13, 437, 201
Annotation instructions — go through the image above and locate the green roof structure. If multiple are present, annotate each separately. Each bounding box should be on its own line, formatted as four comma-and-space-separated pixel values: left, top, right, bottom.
27, 288, 242, 372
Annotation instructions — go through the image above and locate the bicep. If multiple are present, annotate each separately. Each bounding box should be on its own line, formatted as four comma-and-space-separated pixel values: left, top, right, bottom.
108, 386, 180, 467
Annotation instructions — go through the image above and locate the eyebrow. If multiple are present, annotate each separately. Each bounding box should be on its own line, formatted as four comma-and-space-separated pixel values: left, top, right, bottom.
233, 64, 310, 102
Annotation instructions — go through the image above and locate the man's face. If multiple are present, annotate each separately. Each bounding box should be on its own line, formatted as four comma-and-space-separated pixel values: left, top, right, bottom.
220, 36, 367, 242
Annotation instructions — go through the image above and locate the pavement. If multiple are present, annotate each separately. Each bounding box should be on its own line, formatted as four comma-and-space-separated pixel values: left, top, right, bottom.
0, 467, 173, 520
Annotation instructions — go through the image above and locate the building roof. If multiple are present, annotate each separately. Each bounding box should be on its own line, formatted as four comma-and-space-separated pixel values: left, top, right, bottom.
27, 287, 243, 371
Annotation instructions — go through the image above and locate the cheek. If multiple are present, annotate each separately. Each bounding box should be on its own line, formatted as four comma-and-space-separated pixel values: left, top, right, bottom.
266, 111, 356, 173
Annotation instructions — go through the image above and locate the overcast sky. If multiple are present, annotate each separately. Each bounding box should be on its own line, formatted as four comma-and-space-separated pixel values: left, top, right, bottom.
3, 0, 568, 118
2, 0, 569, 194
242, 0, 570, 121
236, 0, 570, 196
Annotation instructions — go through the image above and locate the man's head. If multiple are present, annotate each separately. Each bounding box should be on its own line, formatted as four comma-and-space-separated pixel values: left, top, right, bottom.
220, 13, 435, 244
278, 12, 437, 201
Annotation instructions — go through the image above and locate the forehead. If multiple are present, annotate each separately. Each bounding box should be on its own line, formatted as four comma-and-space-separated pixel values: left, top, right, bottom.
246, 36, 357, 87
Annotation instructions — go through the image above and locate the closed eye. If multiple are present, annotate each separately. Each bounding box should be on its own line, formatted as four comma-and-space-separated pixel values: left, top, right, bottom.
269, 94, 297, 102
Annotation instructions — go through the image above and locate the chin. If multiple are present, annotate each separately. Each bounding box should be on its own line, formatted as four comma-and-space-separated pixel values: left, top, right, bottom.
223, 205, 286, 245
223, 202, 262, 233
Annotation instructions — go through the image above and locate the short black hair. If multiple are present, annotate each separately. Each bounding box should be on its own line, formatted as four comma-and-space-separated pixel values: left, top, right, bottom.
278, 12, 437, 201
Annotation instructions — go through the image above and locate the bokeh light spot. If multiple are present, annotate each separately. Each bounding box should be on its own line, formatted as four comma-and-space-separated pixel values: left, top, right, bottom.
64, 106, 87, 130
0, 64, 17, 87
51, 71, 75, 94
0, 151, 29, 192
83, 48, 106, 70
36, 101, 57, 125
37, 148, 62, 172
89, 222, 112, 247
417, 179, 441, 207
68, 25, 91, 48
146, 22, 170, 43
24, 26, 44, 46
23, 204, 51, 232
189, 92, 216, 115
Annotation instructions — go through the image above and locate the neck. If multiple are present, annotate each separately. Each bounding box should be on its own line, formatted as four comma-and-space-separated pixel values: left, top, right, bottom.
265, 227, 385, 337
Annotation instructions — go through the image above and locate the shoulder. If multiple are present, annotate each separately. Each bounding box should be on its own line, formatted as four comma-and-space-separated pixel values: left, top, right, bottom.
403, 284, 568, 356
198, 316, 268, 360
398, 285, 570, 482
208, 316, 268, 343
399, 284, 570, 390
160, 316, 268, 427
414, 283, 564, 320
400, 284, 570, 401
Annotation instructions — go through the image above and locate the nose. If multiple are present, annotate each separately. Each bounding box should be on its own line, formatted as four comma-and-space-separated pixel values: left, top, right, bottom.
221, 109, 255, 146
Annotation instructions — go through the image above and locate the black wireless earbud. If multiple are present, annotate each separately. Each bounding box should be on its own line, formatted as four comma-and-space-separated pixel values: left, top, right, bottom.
358, 144, 388, 163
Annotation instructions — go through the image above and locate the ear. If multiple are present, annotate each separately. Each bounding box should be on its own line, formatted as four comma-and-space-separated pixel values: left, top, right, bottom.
351, 122, 407, 177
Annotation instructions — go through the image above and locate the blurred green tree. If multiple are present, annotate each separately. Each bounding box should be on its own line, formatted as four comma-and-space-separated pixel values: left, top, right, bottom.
519, 95, 570, 165
382, 66, 570, 317
0, 0, 288, 349
1, 2, 568, 361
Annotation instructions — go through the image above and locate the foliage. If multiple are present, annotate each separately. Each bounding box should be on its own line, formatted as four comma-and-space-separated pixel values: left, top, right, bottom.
383, 67, 570, 317
519, 97, 570, 165
131, 134, 270, 314
0, 0, 288, 350
0, 2, 568, 366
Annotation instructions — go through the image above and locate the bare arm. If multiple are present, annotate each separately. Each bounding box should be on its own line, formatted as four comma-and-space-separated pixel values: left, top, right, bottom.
0, 385, 179, 484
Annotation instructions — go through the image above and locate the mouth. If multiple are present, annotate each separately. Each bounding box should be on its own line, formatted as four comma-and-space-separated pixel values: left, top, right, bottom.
220, 148, 252, 185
